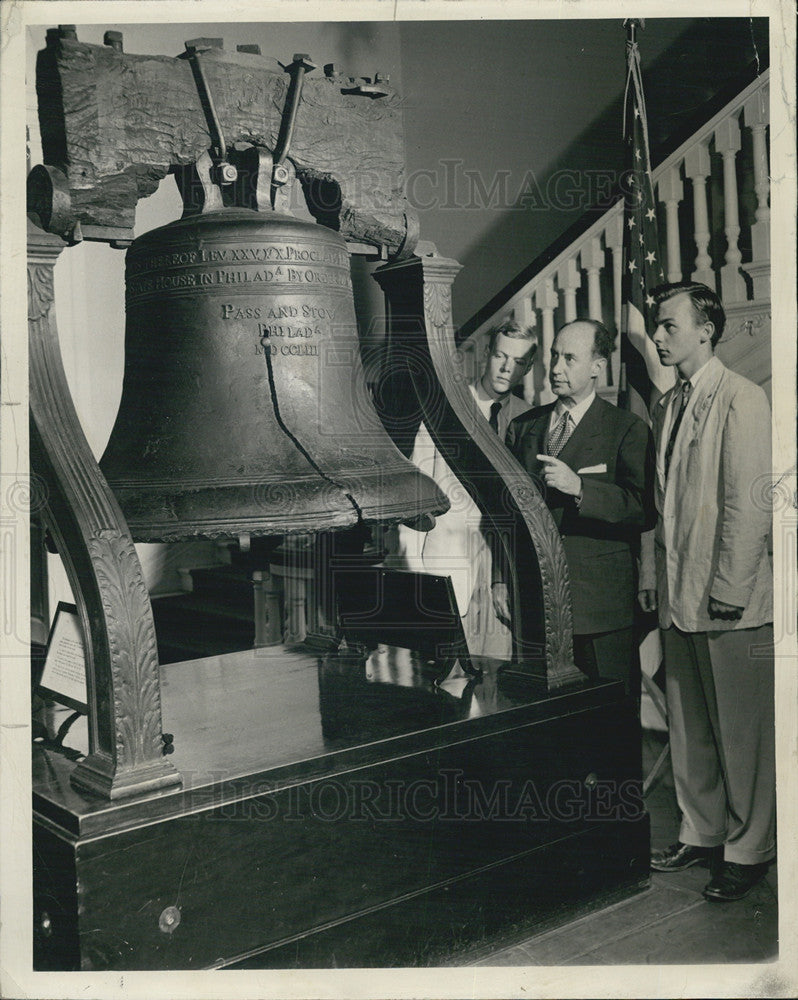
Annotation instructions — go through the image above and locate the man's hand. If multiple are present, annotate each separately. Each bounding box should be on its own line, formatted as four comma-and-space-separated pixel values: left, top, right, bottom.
638, 589, 657, 613
491, 582, 511, 625
708, 597, 744, 621
536, 455, 582, 497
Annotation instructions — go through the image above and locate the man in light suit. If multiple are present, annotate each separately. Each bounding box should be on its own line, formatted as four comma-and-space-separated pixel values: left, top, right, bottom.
505, 319, 655, 697
640, 281, 775, 901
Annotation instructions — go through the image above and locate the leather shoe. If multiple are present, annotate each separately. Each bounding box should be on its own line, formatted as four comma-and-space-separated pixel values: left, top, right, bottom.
650, 841, 718, 872
703, 861, 769, 901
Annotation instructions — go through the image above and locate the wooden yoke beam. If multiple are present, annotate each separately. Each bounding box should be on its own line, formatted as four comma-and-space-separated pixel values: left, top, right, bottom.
33, 27, 417, 258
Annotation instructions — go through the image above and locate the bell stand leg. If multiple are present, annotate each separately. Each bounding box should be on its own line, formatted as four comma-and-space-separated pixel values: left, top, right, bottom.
28, 222, 181, 800
373, 249, 582, 692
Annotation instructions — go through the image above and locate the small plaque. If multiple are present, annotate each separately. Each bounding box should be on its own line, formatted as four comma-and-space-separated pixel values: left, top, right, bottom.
38, 602, 88, 713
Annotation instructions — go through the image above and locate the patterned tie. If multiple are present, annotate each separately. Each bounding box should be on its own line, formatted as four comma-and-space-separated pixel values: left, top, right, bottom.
547, 410, 573, 457
489, 400, 502, 433
664, 380, 692, 477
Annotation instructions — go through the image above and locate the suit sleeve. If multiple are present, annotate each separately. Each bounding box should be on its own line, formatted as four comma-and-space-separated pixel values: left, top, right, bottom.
710, 383, 772, 609
576, 417, 656, 528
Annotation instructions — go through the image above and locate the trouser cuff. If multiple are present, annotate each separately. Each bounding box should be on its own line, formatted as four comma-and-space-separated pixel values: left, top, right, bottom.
723, 845, 776, 865
679, 825, 726, 849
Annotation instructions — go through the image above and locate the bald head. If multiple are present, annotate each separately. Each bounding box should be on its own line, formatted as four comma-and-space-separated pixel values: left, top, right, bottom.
549, 320, 610, 405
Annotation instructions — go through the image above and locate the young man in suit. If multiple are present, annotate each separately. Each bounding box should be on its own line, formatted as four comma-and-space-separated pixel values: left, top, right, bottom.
471, 319, 536, 440
639, 281, 775, 901
504, 319, 655, 697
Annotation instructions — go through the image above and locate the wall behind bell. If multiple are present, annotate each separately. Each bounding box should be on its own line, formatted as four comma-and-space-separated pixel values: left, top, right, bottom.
26, 20, 402, 598
398, 17, 766, 330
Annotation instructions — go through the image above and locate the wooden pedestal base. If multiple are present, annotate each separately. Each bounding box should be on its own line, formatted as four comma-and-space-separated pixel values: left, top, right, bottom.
33, 647, 649, 970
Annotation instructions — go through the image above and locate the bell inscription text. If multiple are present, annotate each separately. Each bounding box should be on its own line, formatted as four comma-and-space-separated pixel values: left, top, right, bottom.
127, 241, 352, 303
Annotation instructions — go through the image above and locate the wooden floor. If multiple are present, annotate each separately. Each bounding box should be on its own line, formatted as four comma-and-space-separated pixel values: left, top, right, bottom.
461, 730, 779, 967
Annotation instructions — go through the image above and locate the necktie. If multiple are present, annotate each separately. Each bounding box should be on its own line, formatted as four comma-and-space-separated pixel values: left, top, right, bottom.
664, 380, 692, 477
547, 410, 573, 457
489, 400, 502, 433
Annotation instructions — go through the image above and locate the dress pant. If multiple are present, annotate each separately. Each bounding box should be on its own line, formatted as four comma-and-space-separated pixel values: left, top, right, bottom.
573, 626, 637, 701
662, 624, 776, 865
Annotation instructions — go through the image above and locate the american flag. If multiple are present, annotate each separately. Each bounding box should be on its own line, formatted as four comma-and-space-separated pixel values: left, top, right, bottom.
620, 24, 673, 742
620, 25, 674, 418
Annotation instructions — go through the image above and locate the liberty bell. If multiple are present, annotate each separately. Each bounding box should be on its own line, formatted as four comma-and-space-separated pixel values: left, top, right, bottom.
100, 47, 448, 542
100, 207, 448, 541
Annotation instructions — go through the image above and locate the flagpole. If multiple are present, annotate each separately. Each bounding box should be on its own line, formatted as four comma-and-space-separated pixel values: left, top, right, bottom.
623, 18, 645, 46
620, 16, 670, 748
619, 18, 644, 410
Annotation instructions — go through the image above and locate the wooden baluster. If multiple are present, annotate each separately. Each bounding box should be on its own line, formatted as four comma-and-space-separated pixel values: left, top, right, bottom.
657, 165, 684, 283
743, 83, 771, 300
512, 293, 537, 404
557, 257, 581, 324
714, 114, 747, 302
534, 278, 558, 405
684, 140, 715, 287
579, 236, 610, 395
605, 211, 624, 391
580, 236, 604, 321
459, 340, 479, 385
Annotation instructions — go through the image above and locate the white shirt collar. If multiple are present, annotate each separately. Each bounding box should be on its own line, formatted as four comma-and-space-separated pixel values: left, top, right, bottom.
553, 390, 596, 429
671, 357, 712, 412
473, 378, 507, 407
681, 357, 713, 392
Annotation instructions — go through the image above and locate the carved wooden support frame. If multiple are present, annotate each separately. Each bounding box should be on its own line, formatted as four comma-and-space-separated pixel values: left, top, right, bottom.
28, 221, 182, 800
374, 252, 581, 690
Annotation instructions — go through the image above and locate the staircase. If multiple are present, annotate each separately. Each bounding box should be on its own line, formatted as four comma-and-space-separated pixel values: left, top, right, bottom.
457, 69, 771, 404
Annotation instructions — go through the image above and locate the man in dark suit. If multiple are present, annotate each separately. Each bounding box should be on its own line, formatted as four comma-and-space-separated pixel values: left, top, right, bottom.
506, 319, 655, 696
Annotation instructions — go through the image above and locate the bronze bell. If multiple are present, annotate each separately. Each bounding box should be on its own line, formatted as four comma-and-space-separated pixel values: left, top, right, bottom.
100, 208, 448, 541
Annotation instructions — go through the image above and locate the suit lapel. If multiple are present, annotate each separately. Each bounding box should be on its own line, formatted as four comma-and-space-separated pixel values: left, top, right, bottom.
522, 406, 553, 465
668, 356, 725, 479
557, 395, 605, 469
654, 387, 675, 491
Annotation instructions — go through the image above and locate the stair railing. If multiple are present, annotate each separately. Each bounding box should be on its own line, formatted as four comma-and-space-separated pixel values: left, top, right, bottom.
460, 69, 770, 406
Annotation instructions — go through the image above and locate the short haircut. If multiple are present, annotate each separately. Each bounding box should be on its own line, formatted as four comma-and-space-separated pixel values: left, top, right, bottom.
556, 318, 615, 361
651, 281, 726, 347
486, 318, 536, 357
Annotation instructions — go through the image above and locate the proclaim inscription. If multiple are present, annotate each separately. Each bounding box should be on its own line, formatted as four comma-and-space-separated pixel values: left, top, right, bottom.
127, 243, 350, 276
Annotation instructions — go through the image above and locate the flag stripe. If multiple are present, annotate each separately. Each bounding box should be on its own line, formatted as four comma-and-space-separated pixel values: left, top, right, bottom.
620, 37, 675, 417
